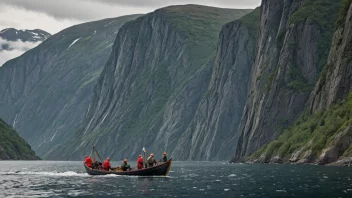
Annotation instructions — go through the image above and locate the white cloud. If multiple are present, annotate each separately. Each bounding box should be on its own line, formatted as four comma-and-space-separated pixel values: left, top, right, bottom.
0, 37, 42, 66
0, 49, 25, 66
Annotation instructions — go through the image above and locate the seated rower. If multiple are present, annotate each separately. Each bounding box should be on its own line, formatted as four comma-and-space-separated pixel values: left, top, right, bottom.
147, 153, 157, 167
103, 157, 111, 171
161, 152, 167, 162
85, 155, 93, 168
121, 159, 131, 171
93, 161, 102, 169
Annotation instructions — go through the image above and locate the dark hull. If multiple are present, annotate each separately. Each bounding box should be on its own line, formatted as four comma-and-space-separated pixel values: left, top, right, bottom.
84, 159, 172, 176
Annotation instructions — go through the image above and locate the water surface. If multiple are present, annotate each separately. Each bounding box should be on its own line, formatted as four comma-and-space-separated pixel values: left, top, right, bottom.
0, 161, 351, 197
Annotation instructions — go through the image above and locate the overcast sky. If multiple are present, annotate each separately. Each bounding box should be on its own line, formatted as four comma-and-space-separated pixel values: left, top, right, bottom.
0, 0, 261, 34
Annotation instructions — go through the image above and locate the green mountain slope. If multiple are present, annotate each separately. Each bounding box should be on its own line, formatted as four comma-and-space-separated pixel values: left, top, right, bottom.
0, 118, 39, 160
249, 94, 352, 164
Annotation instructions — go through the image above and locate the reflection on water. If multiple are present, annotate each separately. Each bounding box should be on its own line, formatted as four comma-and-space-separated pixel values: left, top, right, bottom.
0, 161, 351, 197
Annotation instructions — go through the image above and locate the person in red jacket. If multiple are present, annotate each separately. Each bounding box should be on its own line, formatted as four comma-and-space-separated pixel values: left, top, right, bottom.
103, 158, 111, 171
85, 155, 93, 168
137, 155, 143, 169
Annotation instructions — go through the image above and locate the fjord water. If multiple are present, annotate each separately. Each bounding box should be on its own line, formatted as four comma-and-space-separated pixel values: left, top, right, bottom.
0, 161, 351, 197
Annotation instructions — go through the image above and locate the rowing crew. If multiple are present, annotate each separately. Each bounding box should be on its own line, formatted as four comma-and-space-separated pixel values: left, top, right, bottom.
85, 152, 168, 171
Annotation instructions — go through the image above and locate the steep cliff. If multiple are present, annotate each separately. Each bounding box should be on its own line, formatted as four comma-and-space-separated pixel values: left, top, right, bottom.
0, 118, 39, 160
246, 0, 352, 165
0, 15, 141, 157
48, 5, 252, 160
234, 0, 342, 161
310, 0, 352, 113
172, 8, 260, 160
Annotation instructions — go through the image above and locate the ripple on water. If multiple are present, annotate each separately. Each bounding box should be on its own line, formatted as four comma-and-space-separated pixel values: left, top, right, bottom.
180, 173, 199, 178
1, 161, 352, 197
276, 190, 286, 193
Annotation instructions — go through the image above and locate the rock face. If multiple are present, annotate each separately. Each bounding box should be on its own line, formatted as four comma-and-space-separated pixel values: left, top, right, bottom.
0, 15, 141, 158
172, 8, 260, 160
0, 118, 39, 160
318, 126, 352, 164
309, 0, 352, 164
309, 1, 352, 114
244, 0, 352, 165
49, 5, 252, 160
234, 0, 342, 161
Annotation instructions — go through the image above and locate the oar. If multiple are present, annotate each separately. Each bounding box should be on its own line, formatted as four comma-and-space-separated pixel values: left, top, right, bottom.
143, 147, 147, 168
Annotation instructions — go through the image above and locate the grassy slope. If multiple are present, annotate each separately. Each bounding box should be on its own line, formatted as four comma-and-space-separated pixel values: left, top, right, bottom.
250, 94, 352, 161
0, 118, 39, 160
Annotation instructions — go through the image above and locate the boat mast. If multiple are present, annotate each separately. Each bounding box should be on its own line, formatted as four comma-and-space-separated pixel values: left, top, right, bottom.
93, 145, 103, 162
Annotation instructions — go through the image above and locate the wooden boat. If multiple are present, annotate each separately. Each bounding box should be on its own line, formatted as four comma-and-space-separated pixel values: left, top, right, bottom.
84, 158, 172, 176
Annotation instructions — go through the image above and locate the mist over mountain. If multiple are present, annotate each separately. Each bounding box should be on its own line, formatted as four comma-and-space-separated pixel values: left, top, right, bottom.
0, 28, 51, 66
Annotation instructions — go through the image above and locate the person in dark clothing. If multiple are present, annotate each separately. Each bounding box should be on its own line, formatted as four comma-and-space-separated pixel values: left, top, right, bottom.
93, 161, 102, 169
147, 153, 157, 167
121, 159, 131, 171
161, 152, 167, 162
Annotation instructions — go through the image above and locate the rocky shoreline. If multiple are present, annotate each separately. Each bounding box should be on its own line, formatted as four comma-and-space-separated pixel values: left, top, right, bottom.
241, 157, 352, 167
